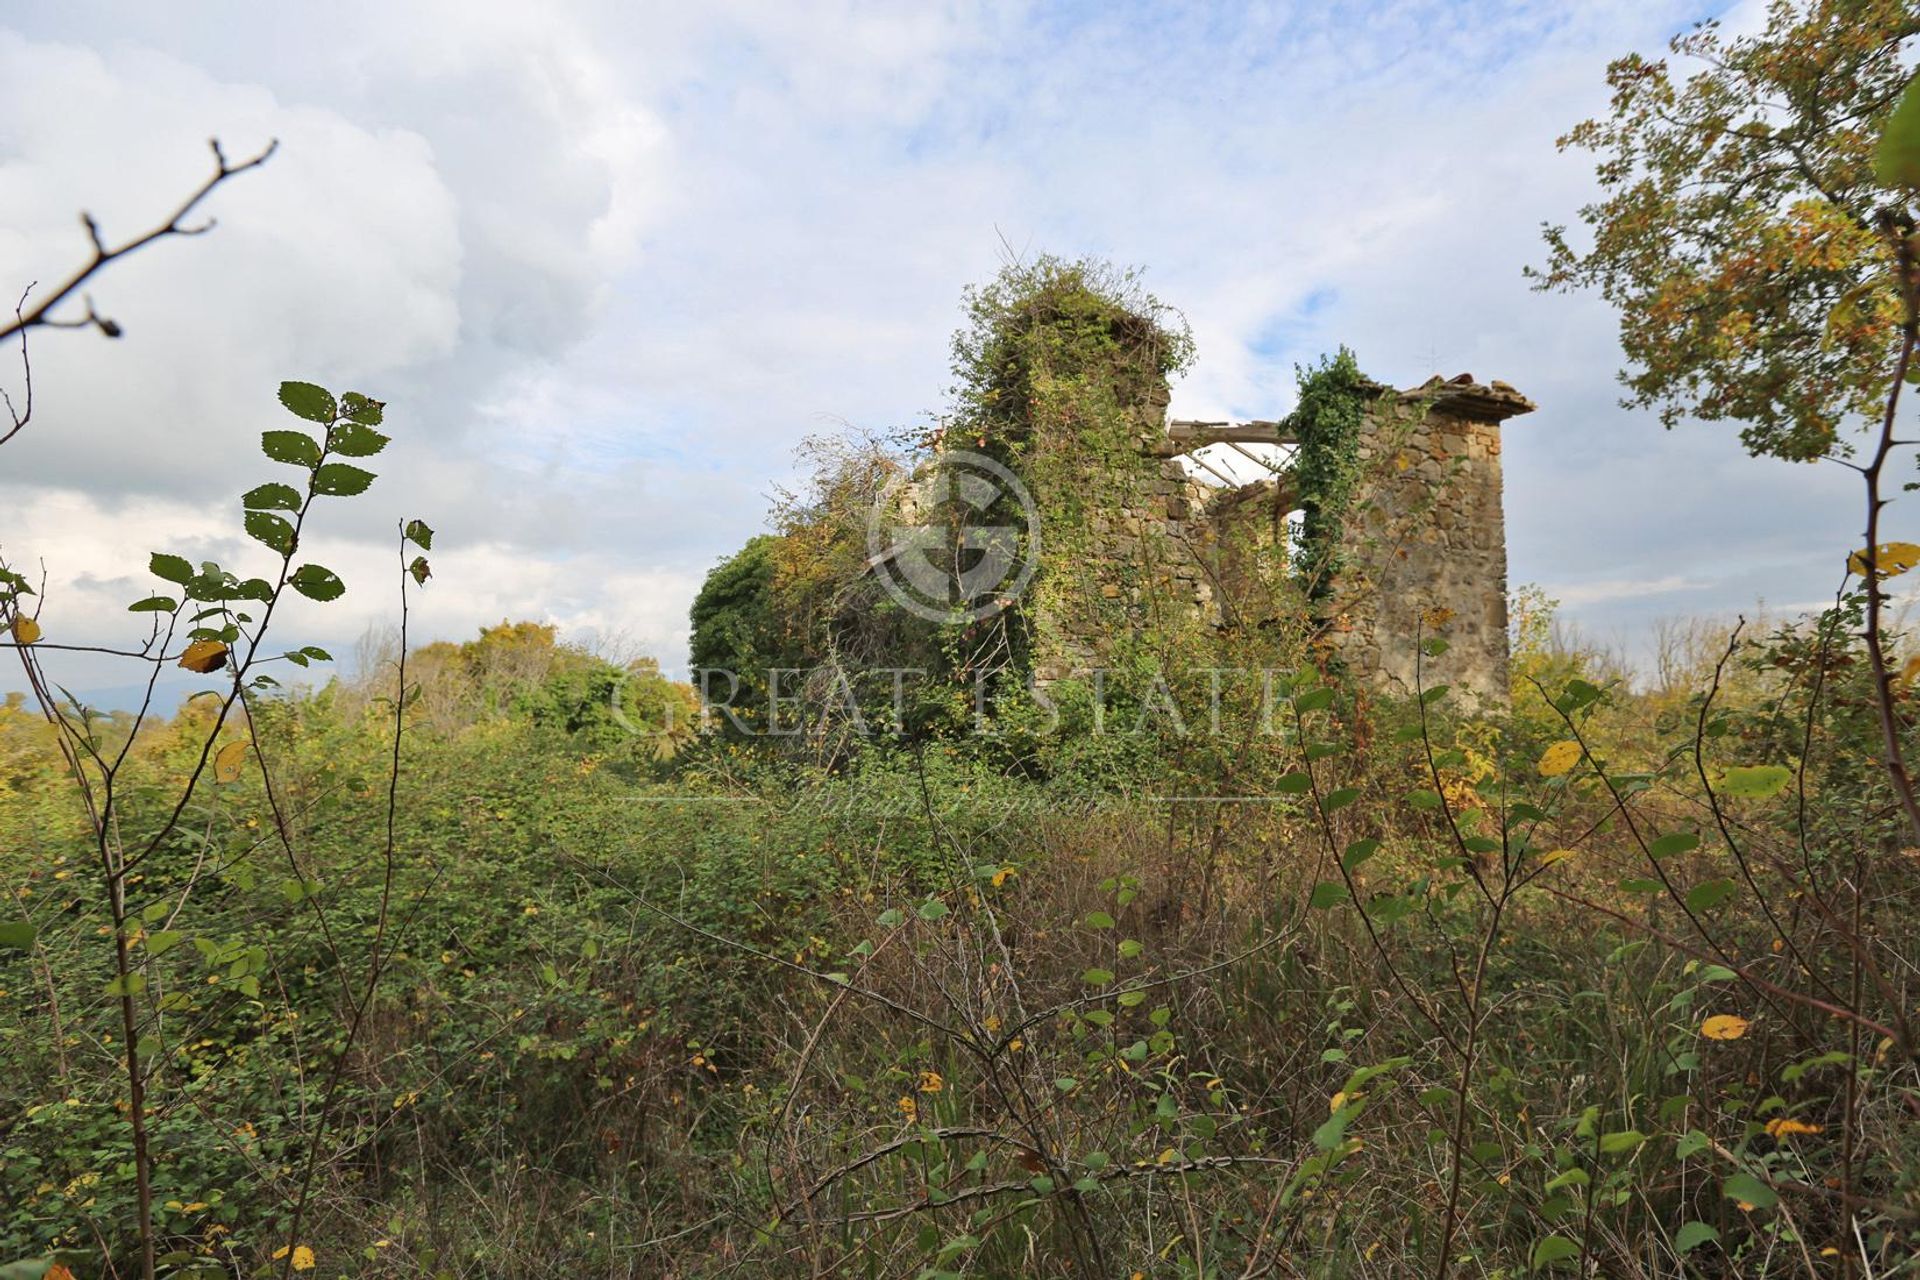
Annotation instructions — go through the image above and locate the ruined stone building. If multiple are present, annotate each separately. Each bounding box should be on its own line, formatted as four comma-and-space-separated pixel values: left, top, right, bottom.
1019, 373, 1535, 705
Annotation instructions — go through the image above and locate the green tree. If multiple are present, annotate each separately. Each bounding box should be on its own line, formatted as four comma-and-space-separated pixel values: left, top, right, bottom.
1533, 0, 1920, 460
688, 536, 787, 732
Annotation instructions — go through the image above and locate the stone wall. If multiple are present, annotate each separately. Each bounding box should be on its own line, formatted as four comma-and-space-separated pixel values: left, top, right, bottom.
1024, 374, 1532, 706
1027, 385, 1222, 682
1328, 379, 1532, 706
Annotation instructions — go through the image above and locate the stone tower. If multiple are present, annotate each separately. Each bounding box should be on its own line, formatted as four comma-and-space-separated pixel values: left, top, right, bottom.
1323, 377, 1534, 703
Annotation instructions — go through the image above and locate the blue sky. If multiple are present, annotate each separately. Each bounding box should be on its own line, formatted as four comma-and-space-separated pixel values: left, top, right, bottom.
0, 0, 1873, 703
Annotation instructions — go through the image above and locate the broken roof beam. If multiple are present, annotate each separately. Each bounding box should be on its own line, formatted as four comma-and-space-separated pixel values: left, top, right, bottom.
1156, 418, 1296, 456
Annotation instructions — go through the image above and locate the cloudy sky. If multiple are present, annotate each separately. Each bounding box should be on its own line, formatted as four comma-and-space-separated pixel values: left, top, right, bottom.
0, 0, 1879, 704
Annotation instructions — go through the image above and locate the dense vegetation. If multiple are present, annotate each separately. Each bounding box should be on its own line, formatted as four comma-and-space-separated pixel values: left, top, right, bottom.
6, 2, 1920, 1277
5, 589, 1919, 1278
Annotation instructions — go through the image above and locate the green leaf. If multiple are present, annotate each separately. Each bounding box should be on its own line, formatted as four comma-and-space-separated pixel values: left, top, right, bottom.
1084, 911, 1115, 929
1875, 70, 1920, 188
1556, 678, 1603, 713
278, 380, 336, 423
1782, 1050, 1853, 1083
242, 482, 302, 511
288, 564, 346, 602
149, 552, 194, 584
0, 921, 36, 951
311, 463, 376, 496
340, 391, 385, 424
103, 973, 148, 998
1295, 687, 1335, 713
327, 422, 390, 456
1598, 1129, 1646, 1156
261, 429, 323, 467
916, 900, 949, 922
1081, 967, 1114, 985
145, 930, 185, 955
128, 595, 178, 613
1649, 832, 1699, 860
1720, 765, 1792, 799
1530, 1235, 1580, 1267
409, 556, 432, 586
1274, 771, 1312, 794
1322, 787, 1360, 811
404, 519, 435, 550
1674, 1221, 1719, 1253
244, 510, 296, 555
1676, 1129, 1711, 1159
0, 1259, 59, 1280
1342, 838, 1381, 870
1685, 879, 1738, 912
1309, 881, 1350, 909
1722, 1171, 1778, 1210
1406, 788, 1442, 811
1543, 1167, 1588, 1192
1312, 1102, 1357, 1151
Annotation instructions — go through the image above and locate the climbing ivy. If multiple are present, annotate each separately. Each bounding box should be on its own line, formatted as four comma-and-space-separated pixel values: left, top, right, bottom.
949, 256, 1195, 677
1286, 348, 1373, 605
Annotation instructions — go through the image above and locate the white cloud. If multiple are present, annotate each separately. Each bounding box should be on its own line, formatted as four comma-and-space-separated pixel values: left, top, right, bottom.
1548, 575, 1709, 607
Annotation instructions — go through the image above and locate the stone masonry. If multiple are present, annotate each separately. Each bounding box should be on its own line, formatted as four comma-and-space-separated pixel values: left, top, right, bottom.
1027, 374, 1535, 705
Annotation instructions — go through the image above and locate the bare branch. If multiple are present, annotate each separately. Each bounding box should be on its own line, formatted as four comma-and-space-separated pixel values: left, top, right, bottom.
0, 136, 278, 345
0, 286, 32, 446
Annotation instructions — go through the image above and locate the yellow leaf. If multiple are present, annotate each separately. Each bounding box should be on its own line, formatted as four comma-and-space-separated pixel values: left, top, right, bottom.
273, 1246, 316, 1271
177, 638, 230, 674
10, 616, 40, 645
1537, 740, 1582, 777
1701, 1014, 1750, 1041
1764, 1117, 1821, 1138
1329, 1090, 1348, 1113
213, 741, 248, 784
917, 1070, 944, 1094
1899, 654, 1920, 687
1538, 848, 1577, 868
991, 865, 1015, 888
1847, 541, 1920, 578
